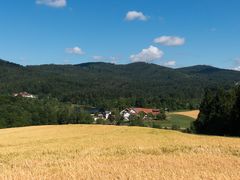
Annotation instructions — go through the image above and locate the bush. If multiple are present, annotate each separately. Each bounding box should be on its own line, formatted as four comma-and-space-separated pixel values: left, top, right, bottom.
156, 110, 166, 120
96, 118, 105, 124
129, 115, 144, 126
152, 122, 162, 129
183, 128, 192, 133
171, 124, 180, 130
78, 112, 94, 124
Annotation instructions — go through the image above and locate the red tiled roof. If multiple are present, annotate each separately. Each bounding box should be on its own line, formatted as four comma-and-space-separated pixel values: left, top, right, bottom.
132, 108, 160, 115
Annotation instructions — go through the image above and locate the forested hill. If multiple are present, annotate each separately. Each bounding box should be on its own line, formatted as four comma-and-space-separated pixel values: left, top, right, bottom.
1, 59, 240, 110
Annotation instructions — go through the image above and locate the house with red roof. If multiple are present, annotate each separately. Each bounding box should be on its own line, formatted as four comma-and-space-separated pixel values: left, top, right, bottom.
120, 107, 160, 121
13, 92, 37, 99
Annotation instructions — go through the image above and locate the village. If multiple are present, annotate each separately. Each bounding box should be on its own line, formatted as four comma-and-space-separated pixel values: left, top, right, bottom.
89, 107, 165, 122
13, 92, 166, 123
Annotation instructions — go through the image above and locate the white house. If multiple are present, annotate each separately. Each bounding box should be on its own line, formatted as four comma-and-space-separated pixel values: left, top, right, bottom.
120, 108, 161, 121
120, 108, 136, 121
92, 110, 112, 122
105, 111, 112, 120
13, 92, 37, 99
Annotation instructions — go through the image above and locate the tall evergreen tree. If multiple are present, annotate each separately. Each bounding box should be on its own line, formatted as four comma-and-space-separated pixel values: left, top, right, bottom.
230, 87, 240, 136
193, 87, 240, 136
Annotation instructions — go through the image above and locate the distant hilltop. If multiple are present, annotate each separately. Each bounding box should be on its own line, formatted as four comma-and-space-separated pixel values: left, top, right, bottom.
1, 59, 240, 110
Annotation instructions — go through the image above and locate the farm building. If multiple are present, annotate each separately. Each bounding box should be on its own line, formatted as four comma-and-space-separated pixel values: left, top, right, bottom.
13, 92, 37, 99
120, 108, 160, 121
84, 107, 112, 121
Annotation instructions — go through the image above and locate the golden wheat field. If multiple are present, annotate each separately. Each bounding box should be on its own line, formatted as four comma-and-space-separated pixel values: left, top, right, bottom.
171, 110, 200, 119
0, 125, 239, 180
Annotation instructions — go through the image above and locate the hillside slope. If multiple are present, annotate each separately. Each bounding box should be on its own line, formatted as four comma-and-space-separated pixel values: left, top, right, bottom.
0, 125, 239, 179
1, 59, 240, 109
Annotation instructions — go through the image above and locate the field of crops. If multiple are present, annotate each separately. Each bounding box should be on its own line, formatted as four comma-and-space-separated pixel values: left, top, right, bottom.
171, 110, 200, 119
0, 125, 239, 179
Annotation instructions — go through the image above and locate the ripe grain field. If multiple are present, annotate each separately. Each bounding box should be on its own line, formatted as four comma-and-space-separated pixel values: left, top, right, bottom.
171, 110, 200, 119
0, 125, 239, 180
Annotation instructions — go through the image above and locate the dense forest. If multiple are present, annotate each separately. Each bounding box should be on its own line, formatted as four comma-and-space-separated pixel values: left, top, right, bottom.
1, 59, 240, 110
1, 59, 240, 132
0, 96, 95, 128
192, 86, 240, 136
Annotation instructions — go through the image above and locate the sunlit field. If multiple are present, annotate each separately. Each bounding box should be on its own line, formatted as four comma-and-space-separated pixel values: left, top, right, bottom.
154, 110, 199, 129
171, 110, 200, 119
0, 125, 239, 179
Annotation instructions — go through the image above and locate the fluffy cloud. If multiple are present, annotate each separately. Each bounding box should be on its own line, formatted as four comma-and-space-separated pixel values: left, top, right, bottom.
233, 58, 240, 71
164, 60, 176, 67
154, 36, 185, 46
233, 66, 240, 71
130, 46, 164, 63
36, 0, 67, 8
66, 47, 84, 55
125, 11, 148, 21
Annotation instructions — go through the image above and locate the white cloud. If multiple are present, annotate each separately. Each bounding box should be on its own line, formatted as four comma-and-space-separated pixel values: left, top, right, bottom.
130, 46, 164, 63
233, 58, 240, 71
233, 66, 240, 71
110, 60, 117, 64
36, 0, 67, 8
109, 56, 118, 61
164, 60, 176, 67
125, 11, 148, 21
66, 46, 84, 55
154, 36, 185, 46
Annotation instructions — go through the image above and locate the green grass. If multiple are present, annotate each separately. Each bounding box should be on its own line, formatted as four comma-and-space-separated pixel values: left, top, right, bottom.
167, 114, 194, 129
145, 114, 195, 129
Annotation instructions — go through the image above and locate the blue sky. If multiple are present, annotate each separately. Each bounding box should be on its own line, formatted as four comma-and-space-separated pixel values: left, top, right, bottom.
0, 0, 240, 70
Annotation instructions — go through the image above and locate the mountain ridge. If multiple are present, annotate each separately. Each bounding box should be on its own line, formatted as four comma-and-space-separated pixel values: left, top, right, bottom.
0, 59, 240, 110
1, 58, 238, 72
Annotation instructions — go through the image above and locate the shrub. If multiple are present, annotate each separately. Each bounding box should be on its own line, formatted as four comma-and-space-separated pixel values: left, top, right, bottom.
96, 118, 105, 124
156, 111, 166, 120
152, 122, 162, 129
171, 124, 180, 130
129, 115, 144, 127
